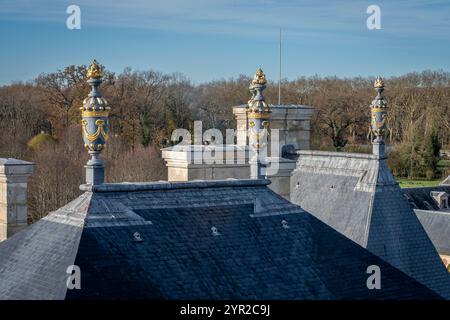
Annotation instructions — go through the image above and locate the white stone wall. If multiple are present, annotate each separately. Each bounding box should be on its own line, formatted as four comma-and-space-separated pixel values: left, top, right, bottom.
232, 104, 314, 153
161, 104, 314, 201
0, 159, 33, 241
162, 145, 251, 182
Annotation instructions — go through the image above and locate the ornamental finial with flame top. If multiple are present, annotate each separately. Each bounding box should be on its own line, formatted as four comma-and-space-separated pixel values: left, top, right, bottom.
87, 59, 103, 79
374, 76, 384, 89
252, 68, 267, 85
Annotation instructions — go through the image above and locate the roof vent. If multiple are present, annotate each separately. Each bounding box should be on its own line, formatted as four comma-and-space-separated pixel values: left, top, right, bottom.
133, 232, 143, 242
211, 226, 221, 236
431, 191, 449, 209
281, 220, 290, 229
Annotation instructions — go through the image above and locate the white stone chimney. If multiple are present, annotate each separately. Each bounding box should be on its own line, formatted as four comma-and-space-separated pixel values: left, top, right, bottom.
232, 104, 315, 154
0, 158, 33, 241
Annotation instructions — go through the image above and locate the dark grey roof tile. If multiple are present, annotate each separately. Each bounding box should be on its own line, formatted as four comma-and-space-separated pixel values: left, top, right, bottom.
0, 180, 442, 300
291, 151, 450, 298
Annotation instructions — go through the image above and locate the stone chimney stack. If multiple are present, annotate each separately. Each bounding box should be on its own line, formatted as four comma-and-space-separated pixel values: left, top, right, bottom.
81, 59, 110, 185
0, 158, 33, 241
370, 77, 388, 158
247, 68, 271, 179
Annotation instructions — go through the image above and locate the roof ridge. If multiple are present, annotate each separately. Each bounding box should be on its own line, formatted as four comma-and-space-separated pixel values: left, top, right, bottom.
80, 179, 271, 193
362, 159, 379, 247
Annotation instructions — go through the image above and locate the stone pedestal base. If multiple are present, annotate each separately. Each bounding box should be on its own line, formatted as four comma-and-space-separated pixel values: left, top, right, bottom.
85, 164, 105, 186
372, 141, 386, 158
85, 151, 104, 186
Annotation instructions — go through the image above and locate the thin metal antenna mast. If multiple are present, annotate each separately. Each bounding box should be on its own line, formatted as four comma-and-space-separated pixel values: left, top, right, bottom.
278, 28, 282, 105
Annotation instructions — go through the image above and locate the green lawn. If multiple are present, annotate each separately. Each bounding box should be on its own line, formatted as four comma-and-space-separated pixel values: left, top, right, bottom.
397, 179, 443, 188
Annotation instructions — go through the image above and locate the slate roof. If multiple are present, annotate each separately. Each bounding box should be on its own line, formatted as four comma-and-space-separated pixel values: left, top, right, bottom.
403, 186, 450, 211
290, 151, 450, 299
401, 186, 450, 256
414, 209, 450, 256
0, 179, 442, 300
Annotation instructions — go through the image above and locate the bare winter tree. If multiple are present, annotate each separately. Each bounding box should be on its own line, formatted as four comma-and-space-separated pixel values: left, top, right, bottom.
1, 66, 450, 221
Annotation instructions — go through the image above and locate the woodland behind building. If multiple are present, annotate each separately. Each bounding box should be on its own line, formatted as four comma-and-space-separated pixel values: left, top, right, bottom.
1, 64, 449, 221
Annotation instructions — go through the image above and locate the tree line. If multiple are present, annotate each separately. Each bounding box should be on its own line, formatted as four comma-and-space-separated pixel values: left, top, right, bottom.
0, 64, 449, 220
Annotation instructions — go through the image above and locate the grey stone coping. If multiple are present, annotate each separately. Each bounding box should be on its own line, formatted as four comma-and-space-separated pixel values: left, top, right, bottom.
161, 144, 249, 152
233, 104, 314, 109
264, 157, 296, 165
80, 178, 271, 193
0, 158, 34, 166
296, 150, 386, 160
415, 209, 450, 217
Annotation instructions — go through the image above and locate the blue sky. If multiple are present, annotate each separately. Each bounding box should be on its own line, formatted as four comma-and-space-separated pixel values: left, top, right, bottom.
1, 0, 450, 85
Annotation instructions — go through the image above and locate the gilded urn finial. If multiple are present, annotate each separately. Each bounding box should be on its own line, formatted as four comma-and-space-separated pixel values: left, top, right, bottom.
369, 75, 388, 158
81, 59, 109, 186
247, 68, 271, 179
252, 68, 267, 85
374, 76, 384, 89
87, 59, 103, 79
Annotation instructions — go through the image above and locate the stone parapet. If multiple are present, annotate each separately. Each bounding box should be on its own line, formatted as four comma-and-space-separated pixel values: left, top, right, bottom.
162, 145, 250, 181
